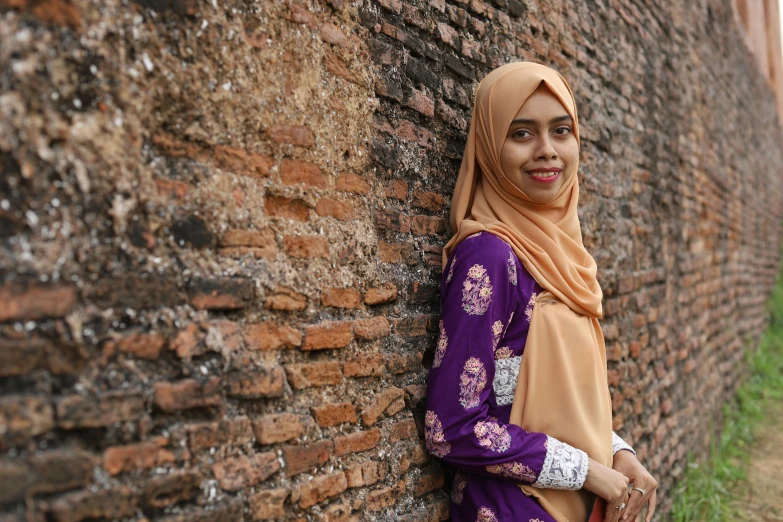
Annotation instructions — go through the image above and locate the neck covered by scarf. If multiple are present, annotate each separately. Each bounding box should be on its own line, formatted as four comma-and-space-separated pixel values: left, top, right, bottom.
442, 62, 613, 522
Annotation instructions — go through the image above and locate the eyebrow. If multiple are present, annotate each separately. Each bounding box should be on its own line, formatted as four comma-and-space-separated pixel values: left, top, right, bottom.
510, 115, 572, 125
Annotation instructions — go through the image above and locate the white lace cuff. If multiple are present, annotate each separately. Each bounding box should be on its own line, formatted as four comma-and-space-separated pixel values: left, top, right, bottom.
532, 436, 588, 490
612, 431, 636, 455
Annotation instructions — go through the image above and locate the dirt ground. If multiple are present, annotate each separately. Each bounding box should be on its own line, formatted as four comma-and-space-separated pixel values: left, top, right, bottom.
730, 402, 783, 521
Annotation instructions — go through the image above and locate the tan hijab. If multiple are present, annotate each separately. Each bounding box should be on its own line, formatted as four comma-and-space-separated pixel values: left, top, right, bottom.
442, 62, 613, 522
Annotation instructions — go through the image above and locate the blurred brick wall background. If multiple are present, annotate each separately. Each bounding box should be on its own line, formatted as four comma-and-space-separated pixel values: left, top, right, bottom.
1, 0, 783, 521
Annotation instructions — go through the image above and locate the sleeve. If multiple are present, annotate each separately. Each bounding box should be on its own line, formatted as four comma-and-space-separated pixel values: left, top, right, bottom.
424, 236, 587, 490
612, 432, 636, 456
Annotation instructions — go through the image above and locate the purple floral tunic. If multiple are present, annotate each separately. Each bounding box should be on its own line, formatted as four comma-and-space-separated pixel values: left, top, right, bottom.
425, 232, 634, 521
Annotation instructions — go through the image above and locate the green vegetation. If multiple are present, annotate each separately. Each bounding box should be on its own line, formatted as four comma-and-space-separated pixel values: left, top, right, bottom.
670, 263, 783, 522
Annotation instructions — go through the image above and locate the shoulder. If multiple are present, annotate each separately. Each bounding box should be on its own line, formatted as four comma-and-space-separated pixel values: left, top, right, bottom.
450, 232, 514, 267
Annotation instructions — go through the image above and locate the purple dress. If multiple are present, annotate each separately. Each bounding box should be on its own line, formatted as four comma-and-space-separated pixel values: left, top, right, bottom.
425, 232, 634, 522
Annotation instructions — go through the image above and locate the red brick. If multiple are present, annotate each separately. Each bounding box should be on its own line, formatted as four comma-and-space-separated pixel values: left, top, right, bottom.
384, 180, 408, 200
406, 88, 435, 117
155, 500, 243, 522
189, 277, 255, 310
213, 452, 280, 491
353, 316, 391, 340
0, 395, 54, 446
155, 176, 190, 199
0, 337, 85, 377
285, 361, 342, 389
56, 391, 144, 429
321, 287, 362, 309
225, 367, 285, 398
363, 387, 405, 426
336, 173, 370, 194
248, 488, 289, 520
252, 413, 307, 444
264, 288, 307, 311
242, 322, 302, 351
342, 353, 384, 377
389, 418, 418, 442
320, 23, 348, 46
378, 241, 416, 264
221, 228, 276, 248
284, 235, 330, 259
311, 402, 357, 428
303, 321, 353, 350
385, 352, 422, 374
345, 460, 388, 488
323, 50, 361, 84
187, 416, 254, 452
219, 241, 276, 260
298, 472, 347, 508
436, 22, 459, 48
412, 191, 444, 212
411, 215, 446, 236
103, 437, 175, 475
104, 332, 165, 360
378, 0, 402, 13
214, 145, 273, 178
45, 487, 138, 522
143, 470, 201, 509
282, 440, 333, 476
265, 195, 310, 221
0, 284, 76, 322
316, 198, 357, 220
393, 315, 429, 337
268, 124, 314, 147
365, 480, 405, 511
364, 283, 398, 305
153, 377, 221, 412
280, 159, 328, 188
334, 428, 381, 456
409, 466, 444, 497
374, 210, 411, 232
169, 323, 204, 359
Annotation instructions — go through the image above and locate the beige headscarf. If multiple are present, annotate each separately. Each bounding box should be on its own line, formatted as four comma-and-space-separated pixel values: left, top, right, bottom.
442, 62, 613, 522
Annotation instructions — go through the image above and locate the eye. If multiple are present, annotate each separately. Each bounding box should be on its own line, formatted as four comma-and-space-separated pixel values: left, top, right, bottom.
553, 126, 571, 136
512, 129, 532, 139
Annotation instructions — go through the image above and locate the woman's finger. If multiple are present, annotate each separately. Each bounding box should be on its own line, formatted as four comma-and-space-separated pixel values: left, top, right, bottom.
644, 489, 658, 522
621, 489, 644, 521
604, 498, 620, 522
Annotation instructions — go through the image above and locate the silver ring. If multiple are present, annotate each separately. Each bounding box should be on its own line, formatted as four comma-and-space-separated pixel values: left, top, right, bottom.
633, 487, 646, 495
616, 503, 626, 510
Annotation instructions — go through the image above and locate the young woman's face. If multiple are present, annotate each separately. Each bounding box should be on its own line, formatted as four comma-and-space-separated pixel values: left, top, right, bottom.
499, 85, 579, 203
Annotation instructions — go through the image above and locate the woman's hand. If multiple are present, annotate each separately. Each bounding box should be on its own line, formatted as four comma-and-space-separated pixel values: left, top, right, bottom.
612, 450, 658, 522
583, 457, 630, 522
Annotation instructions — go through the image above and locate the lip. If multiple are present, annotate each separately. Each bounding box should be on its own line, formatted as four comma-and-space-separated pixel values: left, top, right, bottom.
526, 167, 561, 184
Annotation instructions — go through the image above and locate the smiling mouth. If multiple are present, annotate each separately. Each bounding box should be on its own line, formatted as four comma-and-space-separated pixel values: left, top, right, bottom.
527, 170, 561, 183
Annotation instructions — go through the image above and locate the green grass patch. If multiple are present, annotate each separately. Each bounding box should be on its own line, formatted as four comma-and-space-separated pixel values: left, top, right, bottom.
670, 263, 783, 522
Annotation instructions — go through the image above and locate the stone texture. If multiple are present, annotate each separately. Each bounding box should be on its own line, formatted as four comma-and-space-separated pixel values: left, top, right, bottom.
0, 0, 782, 521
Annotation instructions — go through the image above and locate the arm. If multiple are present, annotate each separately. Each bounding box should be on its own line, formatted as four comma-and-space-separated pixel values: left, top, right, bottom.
425, 236, 587, 490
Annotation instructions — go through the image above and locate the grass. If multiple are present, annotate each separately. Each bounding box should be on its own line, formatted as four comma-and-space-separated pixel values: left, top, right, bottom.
670, 262, 783, 522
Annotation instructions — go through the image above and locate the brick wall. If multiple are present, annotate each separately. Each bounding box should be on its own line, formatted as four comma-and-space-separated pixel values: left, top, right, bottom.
1, 0, 782, 521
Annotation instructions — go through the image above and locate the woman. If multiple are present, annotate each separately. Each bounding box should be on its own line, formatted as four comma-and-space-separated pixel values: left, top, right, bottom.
424, 62, 658, 522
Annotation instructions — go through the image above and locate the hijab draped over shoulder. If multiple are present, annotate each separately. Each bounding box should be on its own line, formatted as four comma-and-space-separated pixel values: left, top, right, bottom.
443, 62, 614, 522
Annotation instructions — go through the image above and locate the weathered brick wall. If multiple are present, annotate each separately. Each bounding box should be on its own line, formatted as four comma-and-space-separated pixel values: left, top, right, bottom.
1, 0, 782, 520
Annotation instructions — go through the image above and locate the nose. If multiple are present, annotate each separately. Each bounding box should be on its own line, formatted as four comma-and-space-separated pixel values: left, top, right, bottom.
534, 134, 557, 160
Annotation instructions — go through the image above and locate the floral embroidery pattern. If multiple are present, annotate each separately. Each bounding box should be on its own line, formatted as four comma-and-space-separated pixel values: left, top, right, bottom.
433, 320, 448, 368
477, 507, 498, 522
452, 471, 467, 504
493, 355, 522, 405
495, 346, 513, 359
486, 461, 537, 482
474, 416, 511, 453
425, 410, 451, 458
508, 252, 518, 285
459, 357, 487, 409
524, 292, 538, 323
462, 264, 493, 315
446, 255, 456, 284
491, 320, 503, 349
